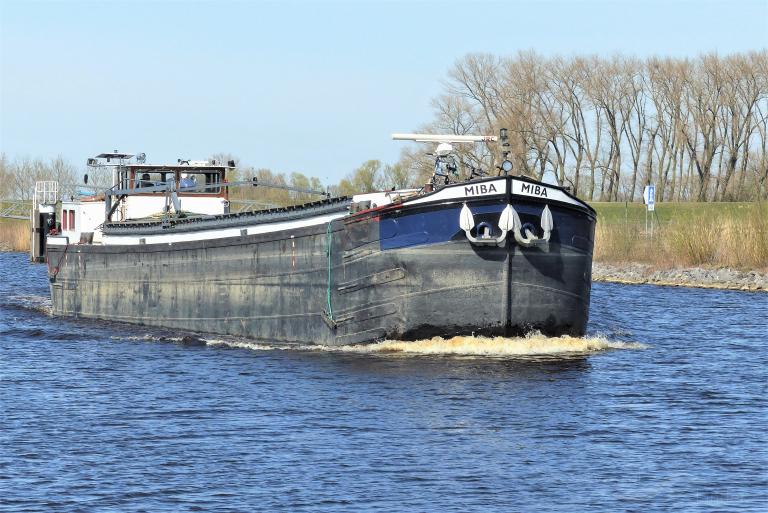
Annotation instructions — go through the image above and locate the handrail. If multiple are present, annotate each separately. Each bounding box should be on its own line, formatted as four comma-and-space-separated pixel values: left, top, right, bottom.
107, 179, 328, 197
103, 178, 331, 223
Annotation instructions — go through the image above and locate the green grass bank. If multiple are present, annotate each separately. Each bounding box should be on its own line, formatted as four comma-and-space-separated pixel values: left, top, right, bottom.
593, 201, 768, 270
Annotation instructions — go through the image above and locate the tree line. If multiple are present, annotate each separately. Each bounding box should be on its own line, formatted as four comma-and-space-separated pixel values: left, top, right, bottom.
0, 153, 328, 208
0, 153, 409, 207
0, 154, 116, 202
414, 51, 768, 202
3, 51, 766, 204
0, 155, 79, 201
254, 51, 768, 203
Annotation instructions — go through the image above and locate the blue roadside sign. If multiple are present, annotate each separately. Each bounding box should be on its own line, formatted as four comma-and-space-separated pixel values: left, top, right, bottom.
644, 185, 655, 211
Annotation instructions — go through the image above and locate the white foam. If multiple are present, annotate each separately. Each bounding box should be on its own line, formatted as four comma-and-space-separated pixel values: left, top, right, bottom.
201, 332, 646, 358
6, 295, 53, 315
109, 334, 184, 342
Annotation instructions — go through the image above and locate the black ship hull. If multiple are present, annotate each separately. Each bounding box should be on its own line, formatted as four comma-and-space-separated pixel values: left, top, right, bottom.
47, 176, 596, 345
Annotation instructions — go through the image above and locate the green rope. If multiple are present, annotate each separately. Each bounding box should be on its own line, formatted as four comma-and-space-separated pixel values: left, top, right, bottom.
325, 221, 334, 321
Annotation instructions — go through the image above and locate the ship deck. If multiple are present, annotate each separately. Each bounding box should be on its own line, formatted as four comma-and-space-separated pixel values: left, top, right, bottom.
103, 196, 351, 236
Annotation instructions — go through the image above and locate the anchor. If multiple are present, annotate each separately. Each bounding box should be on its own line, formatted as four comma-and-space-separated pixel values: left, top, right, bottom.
460, 203, 553, 248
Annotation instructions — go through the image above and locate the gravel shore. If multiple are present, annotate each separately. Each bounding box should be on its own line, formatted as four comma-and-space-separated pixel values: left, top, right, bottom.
593, 262, 768, 292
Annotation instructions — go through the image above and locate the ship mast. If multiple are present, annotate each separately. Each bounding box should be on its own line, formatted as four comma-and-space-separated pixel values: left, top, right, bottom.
392, 130, 513, 186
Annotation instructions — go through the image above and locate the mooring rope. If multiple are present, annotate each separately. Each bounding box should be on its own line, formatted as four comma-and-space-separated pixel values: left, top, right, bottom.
50, 242, 69, 281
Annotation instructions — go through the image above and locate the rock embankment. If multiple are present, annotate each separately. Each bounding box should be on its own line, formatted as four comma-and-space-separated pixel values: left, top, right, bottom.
592, 262, 768, 292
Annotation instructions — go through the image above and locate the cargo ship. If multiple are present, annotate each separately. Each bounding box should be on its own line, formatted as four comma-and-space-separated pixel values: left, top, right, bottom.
45, 132, 596, 345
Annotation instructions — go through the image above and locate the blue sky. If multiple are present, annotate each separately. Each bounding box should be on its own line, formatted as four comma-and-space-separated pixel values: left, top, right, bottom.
1, 0, 766, 184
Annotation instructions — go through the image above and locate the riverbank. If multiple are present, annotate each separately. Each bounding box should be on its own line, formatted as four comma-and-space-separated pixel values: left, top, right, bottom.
591, 201, 767, 291
593, 201, 767, 270
592, 262, 768, 292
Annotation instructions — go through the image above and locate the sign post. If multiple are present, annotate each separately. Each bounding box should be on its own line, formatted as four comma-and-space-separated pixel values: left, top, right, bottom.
643, 184, 656, 236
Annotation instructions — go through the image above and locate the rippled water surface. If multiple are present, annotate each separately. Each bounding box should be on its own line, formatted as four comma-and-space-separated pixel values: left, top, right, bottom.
1, 252, 766, 512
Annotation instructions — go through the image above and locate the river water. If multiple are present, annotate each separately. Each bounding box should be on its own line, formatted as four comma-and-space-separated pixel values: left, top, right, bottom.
1, 252, 766, 512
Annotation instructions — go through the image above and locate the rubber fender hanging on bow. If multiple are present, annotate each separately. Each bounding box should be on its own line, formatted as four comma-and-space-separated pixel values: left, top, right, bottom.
498, 204, 515, 232
459, 203, 475, 232
541, 204, 553, 235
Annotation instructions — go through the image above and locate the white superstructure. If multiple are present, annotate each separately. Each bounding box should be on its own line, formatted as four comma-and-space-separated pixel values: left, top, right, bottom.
57, 152, 232, 244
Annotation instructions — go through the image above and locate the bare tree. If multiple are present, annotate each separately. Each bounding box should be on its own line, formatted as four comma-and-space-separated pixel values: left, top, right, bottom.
409, 50, 768, 202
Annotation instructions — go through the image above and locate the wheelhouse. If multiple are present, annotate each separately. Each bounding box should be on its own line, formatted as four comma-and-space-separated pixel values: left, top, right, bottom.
59, 153, 233, 243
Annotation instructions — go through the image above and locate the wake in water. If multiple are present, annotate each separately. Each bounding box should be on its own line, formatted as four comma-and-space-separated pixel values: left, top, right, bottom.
26, 314, 644, 358
2, 284, 642, 358
205, 332, 646, 358
2, 295, 53, 315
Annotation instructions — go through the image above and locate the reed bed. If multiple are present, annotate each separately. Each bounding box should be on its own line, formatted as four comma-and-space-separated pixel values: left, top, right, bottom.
594, 202, 768, 270
0, 221, 30, 252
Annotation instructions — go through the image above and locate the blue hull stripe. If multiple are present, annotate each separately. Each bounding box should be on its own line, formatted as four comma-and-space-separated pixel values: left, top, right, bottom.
380, 200, 593, 251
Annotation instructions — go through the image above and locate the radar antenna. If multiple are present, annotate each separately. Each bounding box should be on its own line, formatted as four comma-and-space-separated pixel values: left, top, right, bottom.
391, 133, 499, 186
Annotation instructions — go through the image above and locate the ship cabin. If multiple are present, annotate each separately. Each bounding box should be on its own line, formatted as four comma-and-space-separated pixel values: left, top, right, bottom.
60, 152, 232, 243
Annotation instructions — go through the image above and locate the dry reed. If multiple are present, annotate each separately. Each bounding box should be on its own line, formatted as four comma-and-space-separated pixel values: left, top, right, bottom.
595, 202, 768, 270
0, 221, 30, 252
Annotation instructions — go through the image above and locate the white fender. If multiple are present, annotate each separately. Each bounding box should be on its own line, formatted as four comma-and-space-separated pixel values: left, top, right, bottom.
541, 204, 553, 235
498, 204, 515, 232
459, 203, 475, 232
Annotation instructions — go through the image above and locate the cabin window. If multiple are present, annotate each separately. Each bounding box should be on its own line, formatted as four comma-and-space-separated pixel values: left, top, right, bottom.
134, 171, 171, 190
62, 210, 68, 230
69, 210, 75, 231
178, 171, 221, 194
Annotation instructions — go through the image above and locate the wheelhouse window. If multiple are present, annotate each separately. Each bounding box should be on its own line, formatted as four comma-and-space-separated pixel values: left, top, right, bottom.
133, 170, 172, 190
178, 170, 222, 194
125, 167, 224, 194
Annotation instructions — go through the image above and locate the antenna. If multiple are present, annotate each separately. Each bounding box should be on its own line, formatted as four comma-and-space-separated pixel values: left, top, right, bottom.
392, 132, 497, 187
391, 133, 498, 143
498, 128, 513, 175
